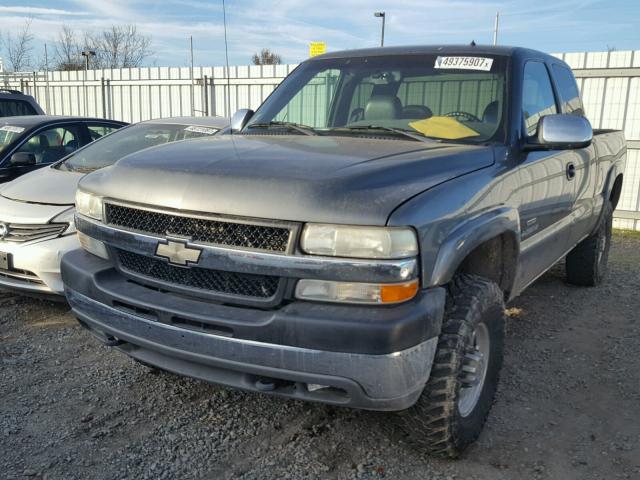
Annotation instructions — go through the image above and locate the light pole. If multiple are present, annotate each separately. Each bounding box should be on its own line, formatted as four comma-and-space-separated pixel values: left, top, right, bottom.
81, 50, 96, 70
374, 12, 386, 47
80, 50, 95, 116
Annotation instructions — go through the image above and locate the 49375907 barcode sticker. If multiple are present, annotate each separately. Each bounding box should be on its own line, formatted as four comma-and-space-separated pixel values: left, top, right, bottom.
434, 56, 494, 71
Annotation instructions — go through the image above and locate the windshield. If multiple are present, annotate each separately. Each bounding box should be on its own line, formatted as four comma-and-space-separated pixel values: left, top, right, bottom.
247, 54, 507, 143
56, 123, 220, 173
0, 125, 25, 153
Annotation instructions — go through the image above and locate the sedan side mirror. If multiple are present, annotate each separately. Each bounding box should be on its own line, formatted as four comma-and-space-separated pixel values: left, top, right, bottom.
231, 109, 254, 132
527, 114, 593, 150
10, 152, 36, 166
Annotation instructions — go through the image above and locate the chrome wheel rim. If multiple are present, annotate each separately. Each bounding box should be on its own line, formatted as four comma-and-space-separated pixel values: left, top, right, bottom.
458, 322, 490, 417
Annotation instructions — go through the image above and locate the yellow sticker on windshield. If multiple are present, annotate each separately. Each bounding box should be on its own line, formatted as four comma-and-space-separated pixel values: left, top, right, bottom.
409, 116, 480, 140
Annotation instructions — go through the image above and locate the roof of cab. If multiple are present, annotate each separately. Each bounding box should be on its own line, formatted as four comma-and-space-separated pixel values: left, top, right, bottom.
310, 44, 562, 65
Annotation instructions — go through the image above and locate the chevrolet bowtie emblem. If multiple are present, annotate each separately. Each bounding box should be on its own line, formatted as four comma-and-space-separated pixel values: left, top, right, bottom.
155, 239, 202, 266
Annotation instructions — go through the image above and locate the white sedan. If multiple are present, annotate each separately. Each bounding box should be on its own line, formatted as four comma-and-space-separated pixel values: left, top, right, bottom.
0, 116, 227, 296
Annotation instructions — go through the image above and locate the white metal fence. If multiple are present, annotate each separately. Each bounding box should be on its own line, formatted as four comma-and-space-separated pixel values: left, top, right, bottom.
553, 51, 640, 231
2, 50, 639, 230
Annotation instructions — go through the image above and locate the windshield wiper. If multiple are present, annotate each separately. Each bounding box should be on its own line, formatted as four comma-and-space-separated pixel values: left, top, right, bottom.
329, 125, 437, 143
247, 121, 318, 136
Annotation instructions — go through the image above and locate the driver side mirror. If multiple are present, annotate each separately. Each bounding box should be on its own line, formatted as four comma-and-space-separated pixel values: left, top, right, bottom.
10, 152, 36, 166
231, 109, 254, 132
526, 114, 593, 150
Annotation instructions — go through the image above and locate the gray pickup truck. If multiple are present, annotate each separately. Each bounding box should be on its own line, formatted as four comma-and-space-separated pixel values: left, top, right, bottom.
62, 45, 626, 457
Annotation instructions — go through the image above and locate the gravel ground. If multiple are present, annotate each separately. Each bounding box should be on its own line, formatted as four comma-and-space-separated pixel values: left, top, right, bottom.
2, 232, 639, 480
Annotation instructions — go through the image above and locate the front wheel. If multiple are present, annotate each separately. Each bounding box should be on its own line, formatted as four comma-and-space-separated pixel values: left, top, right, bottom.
387, 274, 505, 458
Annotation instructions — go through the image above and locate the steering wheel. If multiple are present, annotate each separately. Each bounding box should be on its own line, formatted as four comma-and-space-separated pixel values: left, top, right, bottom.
445, 111, 481, 122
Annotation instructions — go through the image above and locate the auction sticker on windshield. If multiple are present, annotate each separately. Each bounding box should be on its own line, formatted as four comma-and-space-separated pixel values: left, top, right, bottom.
434, 56, 493, 71
184, 126, 217, 135
0, 126, 25, 134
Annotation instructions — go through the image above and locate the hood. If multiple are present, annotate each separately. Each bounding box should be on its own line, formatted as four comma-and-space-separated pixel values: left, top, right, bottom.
1, 166, 84, 205
81, 135, 495, 225
0, 191, 71, 224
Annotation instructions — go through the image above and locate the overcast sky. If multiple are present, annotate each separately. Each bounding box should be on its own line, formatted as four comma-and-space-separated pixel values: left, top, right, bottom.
1, 0, 639, 67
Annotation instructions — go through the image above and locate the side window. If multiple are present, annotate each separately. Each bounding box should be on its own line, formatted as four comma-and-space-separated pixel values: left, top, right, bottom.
87, 124, 120, 141
552, 65, 584, 115
0, 99, 37, 117
274, 69, 341, 128
16, 125, 81, 164
522, 62, 558, 136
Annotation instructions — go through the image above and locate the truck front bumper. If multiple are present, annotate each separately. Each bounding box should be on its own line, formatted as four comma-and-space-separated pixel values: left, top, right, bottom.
62, 249, 446, 411
68, 288, 438, 410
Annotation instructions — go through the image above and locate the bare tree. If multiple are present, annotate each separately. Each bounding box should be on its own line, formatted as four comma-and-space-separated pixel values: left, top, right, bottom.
53, 25, 84, 71
251, 48, 282, 65
87, 25, 152, 69
4, 18, 34, 72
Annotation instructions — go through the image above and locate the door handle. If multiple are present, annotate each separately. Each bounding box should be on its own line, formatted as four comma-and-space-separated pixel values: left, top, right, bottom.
566, 162, 576, 180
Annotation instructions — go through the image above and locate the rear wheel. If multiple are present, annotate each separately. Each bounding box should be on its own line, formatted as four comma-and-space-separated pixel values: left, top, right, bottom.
388, 274, 505, 458
566, 201, 613, 287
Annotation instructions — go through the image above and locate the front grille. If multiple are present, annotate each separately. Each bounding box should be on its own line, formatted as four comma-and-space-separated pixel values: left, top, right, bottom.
117, 250, 280, 299
0, 266, 44, 285
0, 222, 67, 243
105, 204, 291, 253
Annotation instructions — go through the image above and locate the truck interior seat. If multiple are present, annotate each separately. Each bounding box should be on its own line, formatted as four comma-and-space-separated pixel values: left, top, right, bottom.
364, 95, 402, 120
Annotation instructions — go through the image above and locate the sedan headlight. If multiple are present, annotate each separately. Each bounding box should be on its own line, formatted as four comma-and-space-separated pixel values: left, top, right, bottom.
51, 207, 76, 235
75, 190, 103, 221
300, 224, 418, 259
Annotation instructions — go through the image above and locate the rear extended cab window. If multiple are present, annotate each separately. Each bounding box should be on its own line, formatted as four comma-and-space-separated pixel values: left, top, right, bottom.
552, 64, 584, 116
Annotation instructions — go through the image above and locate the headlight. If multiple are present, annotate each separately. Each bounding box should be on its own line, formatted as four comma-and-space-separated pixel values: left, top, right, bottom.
295, 279, 419, 304
300, 224, 418, 259
75, 190, 103, 221
51, 207, 76, 235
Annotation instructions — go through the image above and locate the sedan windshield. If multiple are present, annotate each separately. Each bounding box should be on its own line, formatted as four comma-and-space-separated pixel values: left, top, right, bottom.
56, 123, 219, 173
246, 54, 507, 143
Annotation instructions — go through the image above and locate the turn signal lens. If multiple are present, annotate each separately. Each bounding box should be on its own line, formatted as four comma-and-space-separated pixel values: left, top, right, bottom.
380, 281, 420, 304
295, 279, 419, 305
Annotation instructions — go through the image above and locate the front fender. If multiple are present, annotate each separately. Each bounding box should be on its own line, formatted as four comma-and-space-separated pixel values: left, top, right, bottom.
427, 207, 521, 288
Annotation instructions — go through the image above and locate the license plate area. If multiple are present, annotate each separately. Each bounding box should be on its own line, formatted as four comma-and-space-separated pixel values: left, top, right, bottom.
0, 252, 11, 270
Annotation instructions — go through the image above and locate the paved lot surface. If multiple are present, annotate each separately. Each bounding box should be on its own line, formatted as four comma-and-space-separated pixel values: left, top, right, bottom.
1, 232, 639, 480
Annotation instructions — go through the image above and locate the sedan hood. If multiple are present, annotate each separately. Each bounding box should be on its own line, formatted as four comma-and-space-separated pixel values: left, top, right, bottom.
0, 193, 71, 224
81, 135, 495, 225
1, 166, 84, 205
